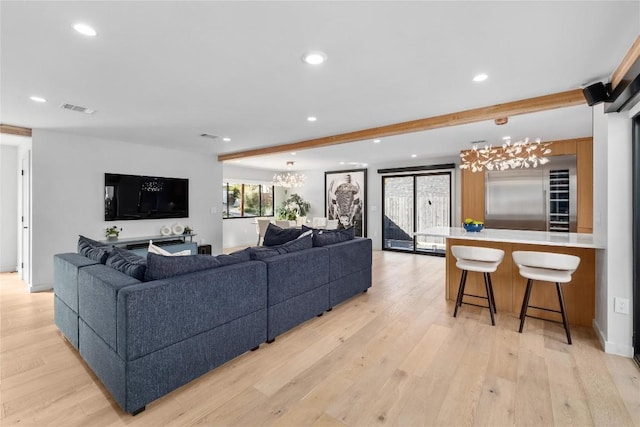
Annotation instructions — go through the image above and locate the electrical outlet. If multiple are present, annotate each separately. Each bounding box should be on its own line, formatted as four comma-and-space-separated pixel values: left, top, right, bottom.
614, 297, 630, 314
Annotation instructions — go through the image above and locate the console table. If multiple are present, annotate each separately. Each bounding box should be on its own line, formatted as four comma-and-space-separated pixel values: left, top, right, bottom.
100, 234, 198, 255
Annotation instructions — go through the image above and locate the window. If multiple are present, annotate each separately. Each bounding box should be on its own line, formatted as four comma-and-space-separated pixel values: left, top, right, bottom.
222, 182, 273, 218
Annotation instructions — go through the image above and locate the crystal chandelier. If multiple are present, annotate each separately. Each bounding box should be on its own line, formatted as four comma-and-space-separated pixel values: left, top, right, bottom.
271, 161, 306, 188
460, 138, 552, 172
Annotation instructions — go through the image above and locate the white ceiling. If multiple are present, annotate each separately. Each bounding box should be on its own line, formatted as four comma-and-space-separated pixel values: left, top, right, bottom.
1, 1, 638, 171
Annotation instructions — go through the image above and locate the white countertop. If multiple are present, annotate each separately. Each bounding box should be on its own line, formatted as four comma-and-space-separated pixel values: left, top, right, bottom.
414, 227, 603, 249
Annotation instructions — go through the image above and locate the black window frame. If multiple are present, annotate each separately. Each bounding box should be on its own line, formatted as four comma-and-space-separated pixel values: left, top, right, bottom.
222, 182, 275, 219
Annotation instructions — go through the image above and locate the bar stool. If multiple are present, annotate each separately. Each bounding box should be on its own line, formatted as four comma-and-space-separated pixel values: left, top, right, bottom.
512, 251, 580, 344
451, 246, 505, 326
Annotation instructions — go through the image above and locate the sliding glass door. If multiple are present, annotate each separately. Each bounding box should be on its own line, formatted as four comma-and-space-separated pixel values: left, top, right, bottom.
382, 172, 451, 255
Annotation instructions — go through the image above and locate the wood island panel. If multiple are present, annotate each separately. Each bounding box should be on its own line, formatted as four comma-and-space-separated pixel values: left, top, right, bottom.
445, 238, 595, 327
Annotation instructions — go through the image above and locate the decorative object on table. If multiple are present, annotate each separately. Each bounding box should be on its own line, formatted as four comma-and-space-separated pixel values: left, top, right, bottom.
462, 218, 484, 232
325, 168, 367, 237
277, 193, 310, 220
460, 137, 552, 172
160, 225, 172, 236
271, 161, 306, 188
183, 226, 193, 235
105, 226, 122, 241
172, 223, 185, 235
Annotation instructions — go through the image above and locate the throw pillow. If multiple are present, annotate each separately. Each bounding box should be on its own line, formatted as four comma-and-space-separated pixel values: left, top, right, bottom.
148, 240, 191, 256
263, 223, 302, 246
78, 235, 113, 264
250, 231, 313, 260
144, 250, 251, 281
302, 225, 355, 247
106, 247, 147, 281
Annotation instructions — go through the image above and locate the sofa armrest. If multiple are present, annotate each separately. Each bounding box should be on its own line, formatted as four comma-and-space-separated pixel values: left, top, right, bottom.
327, 238, 372, 281
54, 253, 99, 312
78, 265, 141, 351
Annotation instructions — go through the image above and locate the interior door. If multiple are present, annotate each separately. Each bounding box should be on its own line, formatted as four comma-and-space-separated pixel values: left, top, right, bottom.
21, 151, 30, 285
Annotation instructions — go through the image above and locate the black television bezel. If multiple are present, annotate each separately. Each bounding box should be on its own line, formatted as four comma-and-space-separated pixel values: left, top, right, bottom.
104, 173, 189, 221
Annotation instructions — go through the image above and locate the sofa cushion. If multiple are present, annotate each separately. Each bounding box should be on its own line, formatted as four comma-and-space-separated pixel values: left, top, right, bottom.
302, 225, 355, 247
145, 251, 250, 281
263, 223, 302, 246
78, 235, 113, 264
250, 231, 313, 260
106, 247, 147, 281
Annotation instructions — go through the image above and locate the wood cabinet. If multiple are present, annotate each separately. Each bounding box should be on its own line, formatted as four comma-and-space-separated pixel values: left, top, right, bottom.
460, 137, 593, 231
445, 238, 595, 327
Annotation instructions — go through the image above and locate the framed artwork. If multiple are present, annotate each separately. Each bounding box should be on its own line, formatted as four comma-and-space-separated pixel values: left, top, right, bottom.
325, 168, 367, 237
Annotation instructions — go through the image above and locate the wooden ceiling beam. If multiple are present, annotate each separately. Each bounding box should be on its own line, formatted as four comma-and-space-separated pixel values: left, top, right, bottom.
0, 124, 32, 137
218, 89, 586, 162
611, 35, 640, 91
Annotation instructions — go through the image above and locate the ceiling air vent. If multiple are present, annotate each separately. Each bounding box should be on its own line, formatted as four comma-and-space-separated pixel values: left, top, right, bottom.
60, 103, 96, 114
200, 133, 219, 140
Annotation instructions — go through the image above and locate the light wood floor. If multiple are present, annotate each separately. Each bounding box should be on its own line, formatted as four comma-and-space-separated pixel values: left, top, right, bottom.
1, 251, 638, 426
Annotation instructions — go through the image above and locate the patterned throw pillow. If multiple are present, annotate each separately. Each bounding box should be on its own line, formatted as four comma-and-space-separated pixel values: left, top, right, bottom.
106, 247, 147, 281
148, 240, 191, 256
78, 235, 113, 264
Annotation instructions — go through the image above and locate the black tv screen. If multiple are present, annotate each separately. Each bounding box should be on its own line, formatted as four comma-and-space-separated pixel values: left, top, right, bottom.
105, 173, 189, 221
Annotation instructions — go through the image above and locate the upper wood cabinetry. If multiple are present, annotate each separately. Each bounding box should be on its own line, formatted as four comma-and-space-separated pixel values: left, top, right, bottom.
460, 137, 593, 232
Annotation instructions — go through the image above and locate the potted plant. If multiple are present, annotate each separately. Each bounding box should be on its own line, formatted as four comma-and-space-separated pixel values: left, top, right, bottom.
183, 226, 193, 235
277, 193, 310, 220
105, 226, 122, 241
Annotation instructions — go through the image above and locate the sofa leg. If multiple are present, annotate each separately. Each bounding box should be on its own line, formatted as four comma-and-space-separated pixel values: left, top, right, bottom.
363, 289, 368, 293
327, 307, 333, 312
316, 313, 323, 317
131, 406, 146, 416
266, 338, 275, 344
250, 345, 260, 351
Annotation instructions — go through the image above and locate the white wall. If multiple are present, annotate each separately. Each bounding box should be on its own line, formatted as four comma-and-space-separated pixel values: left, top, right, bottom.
0, 145, 19, 272
592, 101, 636, 357
30, 130, 223, 291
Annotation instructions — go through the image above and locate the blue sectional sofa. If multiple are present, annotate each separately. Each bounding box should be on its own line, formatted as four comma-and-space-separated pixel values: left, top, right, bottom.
53, 234, 372, 414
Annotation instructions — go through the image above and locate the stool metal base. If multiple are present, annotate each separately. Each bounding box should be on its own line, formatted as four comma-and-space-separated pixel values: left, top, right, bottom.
453, 270, 497, 325
519, 279, 572, 344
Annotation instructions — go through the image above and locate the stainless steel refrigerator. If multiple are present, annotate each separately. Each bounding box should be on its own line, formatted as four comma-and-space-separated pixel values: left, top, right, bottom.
484, 154, 577, 232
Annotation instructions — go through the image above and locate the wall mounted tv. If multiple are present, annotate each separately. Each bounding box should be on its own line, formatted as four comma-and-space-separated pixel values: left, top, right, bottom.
105, 173, 189, 221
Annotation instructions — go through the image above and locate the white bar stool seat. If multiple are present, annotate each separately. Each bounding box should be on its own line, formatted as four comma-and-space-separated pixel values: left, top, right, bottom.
451, 245, 505, 326
512, 251, 581, 344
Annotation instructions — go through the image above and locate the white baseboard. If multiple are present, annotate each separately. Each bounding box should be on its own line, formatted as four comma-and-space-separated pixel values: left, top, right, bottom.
29, 283, 53, 293
592, 319, 634, 357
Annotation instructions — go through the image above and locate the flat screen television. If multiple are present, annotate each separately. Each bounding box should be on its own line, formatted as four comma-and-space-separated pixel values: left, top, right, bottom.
105, 173, 189, 221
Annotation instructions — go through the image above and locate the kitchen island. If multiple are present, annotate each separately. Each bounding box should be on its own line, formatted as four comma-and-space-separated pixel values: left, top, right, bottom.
415, 227, 602, 326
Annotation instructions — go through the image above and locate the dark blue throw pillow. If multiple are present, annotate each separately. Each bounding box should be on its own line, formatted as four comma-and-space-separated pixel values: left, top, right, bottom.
106, 247, 147, 281
78, 235, 113, 264
301, 225, 355, 247
250, 231, 313, 260
144, 250, 252, 281
263, 223, 303, 246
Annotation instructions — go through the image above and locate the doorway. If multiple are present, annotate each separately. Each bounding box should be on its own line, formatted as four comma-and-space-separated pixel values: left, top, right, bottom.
21, 151, 30, 285
382, 171, 452, 256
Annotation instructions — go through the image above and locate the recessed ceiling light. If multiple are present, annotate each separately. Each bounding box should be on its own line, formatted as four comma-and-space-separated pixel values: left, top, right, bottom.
223, 137, 231, 142
291, 152, 296, 155
73, 23, 97, 37
502, 136, 511, 140
29, 96, 47, 103
307, 116, 317, 122
339, 161, 345, 165
373, 139, 381, 143
411, 154, 417, 158
302, 51, 327, 65
473, 73, 488, 82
